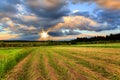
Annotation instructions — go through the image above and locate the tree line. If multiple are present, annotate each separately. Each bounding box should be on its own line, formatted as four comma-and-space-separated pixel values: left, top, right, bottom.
71, 33, 120, 43
0, 33, 120, 47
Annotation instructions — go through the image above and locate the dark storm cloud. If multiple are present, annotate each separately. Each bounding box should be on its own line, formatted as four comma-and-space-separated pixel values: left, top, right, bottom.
29, 8, 70, 19
12, 15, 63, 30
11, 34, 40, 40
38, 18, 63, 30
25, 0, 66, 10
25, 0, 70, 18
0, 0, 22, 19
96, 10, 120, 24
0, 0, 21, 12
48, 29, 81, 37
94, 9, 120, 30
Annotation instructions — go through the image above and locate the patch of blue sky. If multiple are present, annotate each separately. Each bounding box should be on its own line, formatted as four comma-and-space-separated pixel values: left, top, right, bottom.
0, 23, 3, 30
68, 2, 97, 14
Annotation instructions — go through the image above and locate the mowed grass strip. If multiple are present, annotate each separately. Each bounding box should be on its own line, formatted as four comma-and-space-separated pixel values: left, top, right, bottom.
46, 48, 71, 80
53, 47, 120, 80
61, 47, 120, 70
50, 50, 90, 80
21, 49, 46, 80
52, 49, 108, 80
56, 47, 120, 65
70, 53, 120, 79
43, 52, 58, 80
66, 48, 120, 66
50, 50, 87, 80
66, 47, 120, 65
38, 50, 50, 80
19, 48, 50, 80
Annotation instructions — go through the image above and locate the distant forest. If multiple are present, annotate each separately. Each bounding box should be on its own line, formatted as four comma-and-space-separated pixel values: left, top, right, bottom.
72, 33, 120, 43
0, 33, 120, 47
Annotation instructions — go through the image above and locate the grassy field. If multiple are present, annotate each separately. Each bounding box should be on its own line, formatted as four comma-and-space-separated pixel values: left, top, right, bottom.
0, 43, 120, 80
73, 43, 120, 48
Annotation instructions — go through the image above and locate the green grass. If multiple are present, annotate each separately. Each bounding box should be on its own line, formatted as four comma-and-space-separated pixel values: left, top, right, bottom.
0, 47, 34, 78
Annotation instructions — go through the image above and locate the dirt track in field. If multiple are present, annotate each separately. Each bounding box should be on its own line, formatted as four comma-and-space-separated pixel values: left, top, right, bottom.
4, 47, 120, 80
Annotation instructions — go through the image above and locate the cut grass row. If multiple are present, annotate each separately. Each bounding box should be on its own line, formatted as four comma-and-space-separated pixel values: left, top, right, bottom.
48, 50, 91, 80
51, 50, 105, 80
56, 47, 120, 65
52, 47, 120, 80
46, 50, 70, 80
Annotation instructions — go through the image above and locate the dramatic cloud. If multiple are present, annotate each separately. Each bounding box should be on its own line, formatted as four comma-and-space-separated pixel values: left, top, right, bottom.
26, 0, 66, 10
50, 16, 110, 31
48, 29, 81, 37
0, 0, 21, 17
94, 9, 120, 30
25, 0, 70, 18
0, 0, 120, 40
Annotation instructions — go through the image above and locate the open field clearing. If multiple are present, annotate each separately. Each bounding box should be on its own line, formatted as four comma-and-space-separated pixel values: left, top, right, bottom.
0, 44, 120, 80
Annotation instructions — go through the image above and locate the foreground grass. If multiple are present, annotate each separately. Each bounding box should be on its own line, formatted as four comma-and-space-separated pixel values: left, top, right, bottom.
0, 44, 120, 80
0, 47, 34, 78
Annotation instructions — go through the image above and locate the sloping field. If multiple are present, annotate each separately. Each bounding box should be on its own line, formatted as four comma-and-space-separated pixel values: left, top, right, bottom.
0, 45, 120, 80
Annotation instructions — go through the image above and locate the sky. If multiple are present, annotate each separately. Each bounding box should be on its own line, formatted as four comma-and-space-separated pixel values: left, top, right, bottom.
0, 0, 120, 41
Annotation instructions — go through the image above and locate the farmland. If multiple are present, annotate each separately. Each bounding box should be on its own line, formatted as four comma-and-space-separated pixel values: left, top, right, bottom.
0, 44, 120, 80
